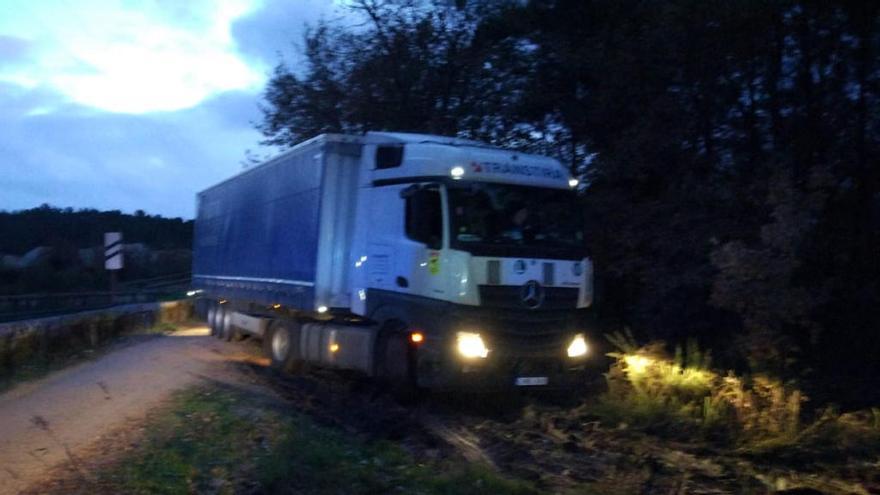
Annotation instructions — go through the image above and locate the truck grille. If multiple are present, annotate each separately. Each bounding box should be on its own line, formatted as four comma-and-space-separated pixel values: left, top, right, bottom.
486, 310, 572, 356
478, 285, 578, 311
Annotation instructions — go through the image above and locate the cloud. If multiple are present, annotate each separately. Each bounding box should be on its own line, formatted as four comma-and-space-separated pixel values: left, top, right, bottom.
0, 0, 263, 113
232, 0, 346, 70
0, 82, 269, 218
0, 35, 32, 65
0, 1, 351, 220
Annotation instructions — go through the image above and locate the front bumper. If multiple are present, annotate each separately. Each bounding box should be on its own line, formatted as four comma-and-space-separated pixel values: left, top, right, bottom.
424, 356, 590, 391
401, 301, 599, 390
414, 332, 595, 391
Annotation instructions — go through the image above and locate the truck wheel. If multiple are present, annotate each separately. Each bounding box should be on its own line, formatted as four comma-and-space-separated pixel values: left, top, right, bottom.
263, 320, 304, 373
218, 309, 234, 341
375, 322, 419, 403
211, 305, 226, 338
207, 305, 218, 336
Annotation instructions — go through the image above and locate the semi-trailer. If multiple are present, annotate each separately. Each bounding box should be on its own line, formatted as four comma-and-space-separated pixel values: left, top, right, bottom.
193, 131, 595, 391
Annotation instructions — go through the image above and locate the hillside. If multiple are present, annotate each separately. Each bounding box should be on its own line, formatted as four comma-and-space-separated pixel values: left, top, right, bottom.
0, 204, 192, 255
0, 205, 193, 295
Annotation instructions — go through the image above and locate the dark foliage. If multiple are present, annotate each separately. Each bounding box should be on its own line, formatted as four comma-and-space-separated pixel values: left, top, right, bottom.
0, 205, 193, 294
0, 204, 192, 255
258, 0, 880, 406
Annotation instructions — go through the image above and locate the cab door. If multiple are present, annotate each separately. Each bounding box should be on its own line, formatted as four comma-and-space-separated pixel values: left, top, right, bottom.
399, 184, 446, 299
349, 183, 447, 314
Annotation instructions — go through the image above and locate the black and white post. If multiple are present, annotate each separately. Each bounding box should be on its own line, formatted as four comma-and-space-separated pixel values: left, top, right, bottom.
104, 232, 123, 296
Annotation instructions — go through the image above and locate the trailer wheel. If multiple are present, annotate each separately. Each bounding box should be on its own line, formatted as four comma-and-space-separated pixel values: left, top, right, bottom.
207, 304, 218, 336
211, 304, 226, 338
217, 309, 245, 341
375, 321, 419, 403
218, 309, 234, 342
263, 320, 304, 373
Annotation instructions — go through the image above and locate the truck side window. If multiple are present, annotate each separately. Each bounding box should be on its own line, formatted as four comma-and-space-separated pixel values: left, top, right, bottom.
375, 146, 403, 169
405, 188, 442, 249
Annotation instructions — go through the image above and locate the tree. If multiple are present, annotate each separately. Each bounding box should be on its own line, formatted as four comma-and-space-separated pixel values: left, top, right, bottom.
257, 0, 880, 405
258, 0, 529, 148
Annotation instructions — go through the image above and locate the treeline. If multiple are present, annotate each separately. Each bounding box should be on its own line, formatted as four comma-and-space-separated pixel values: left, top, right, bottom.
0, 204, 193, 255
0, 205, 193, 295
259, 1, 880, 406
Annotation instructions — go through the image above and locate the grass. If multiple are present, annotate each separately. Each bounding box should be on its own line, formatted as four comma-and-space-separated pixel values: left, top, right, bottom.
94, 384, 538, 495
588, 330, 880, 463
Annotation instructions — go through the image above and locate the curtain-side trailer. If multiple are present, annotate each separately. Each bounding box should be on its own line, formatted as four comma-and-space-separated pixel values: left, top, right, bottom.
193, 132, 596, 392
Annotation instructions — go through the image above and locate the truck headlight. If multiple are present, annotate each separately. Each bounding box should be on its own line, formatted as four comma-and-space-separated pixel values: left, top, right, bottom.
456, 332, 489, 359
567, 334, 589, 358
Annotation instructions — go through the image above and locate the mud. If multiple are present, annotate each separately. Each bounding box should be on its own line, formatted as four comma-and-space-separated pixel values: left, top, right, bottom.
6, 328, 877, 495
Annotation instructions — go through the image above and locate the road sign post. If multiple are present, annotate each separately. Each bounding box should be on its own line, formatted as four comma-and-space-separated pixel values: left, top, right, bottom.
105, 232, 123, 298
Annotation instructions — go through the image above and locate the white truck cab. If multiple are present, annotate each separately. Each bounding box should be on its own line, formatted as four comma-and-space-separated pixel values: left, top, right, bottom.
347, 133, 594, 389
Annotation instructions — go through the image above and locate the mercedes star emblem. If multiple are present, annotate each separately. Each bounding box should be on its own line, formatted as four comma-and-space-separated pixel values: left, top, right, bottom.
520, 280, 545, 309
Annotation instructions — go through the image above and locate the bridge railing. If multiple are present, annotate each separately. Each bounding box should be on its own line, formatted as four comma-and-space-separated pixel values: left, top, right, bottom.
0, 288, 189, 323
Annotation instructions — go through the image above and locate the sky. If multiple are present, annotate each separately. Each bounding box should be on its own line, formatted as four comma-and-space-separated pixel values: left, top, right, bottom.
0, 0, 347, 219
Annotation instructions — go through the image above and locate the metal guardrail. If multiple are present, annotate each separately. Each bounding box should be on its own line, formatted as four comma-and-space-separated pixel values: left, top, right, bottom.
119, 272, 191, 290
0, 289, 189, 323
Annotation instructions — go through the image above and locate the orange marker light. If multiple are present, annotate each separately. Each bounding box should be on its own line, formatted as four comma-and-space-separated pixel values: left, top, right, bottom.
410, 332, 424, 344
329, 343, 340, 353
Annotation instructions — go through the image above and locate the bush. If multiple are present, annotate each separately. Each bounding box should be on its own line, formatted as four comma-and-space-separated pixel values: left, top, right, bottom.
591, 329, 879, 456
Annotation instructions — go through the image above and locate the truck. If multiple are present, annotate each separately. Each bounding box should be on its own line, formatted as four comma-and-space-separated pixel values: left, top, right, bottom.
192, 132, 595, 392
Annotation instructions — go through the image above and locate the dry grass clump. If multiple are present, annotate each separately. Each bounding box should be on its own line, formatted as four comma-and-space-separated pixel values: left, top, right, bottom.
592, 330, 880, 459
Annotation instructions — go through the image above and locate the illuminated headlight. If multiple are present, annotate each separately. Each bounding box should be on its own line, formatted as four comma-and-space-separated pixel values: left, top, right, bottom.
568, 178, 579, 188
450, 166, 465, 179
456, 332, 489, 359
567, 334, 589, 358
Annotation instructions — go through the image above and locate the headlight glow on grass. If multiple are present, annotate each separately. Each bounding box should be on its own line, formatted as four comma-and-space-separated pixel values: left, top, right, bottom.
456, 332, 489, 358
624, 355, 652, 374
567, 334, 589, 358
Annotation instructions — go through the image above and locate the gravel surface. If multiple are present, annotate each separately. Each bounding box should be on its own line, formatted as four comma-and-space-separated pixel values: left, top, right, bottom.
0, 325, 259, 494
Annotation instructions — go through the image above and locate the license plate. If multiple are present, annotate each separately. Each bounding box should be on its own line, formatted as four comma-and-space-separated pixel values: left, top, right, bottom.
515, 376, 549, 386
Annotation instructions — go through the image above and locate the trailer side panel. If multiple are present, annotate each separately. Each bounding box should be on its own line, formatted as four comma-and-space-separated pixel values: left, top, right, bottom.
193, 140, 328, 309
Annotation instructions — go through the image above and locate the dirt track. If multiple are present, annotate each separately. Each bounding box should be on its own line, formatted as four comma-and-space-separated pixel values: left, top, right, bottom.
3, 324, 876, 495
0, 325, 259, 494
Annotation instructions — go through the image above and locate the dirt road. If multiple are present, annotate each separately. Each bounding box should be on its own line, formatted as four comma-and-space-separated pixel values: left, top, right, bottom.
0, 326, 259, 494
3, 325, 875, 495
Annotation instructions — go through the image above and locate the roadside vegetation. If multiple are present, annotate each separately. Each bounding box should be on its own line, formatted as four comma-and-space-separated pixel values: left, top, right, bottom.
79, 384, 536, 495
586, 331, 880, 485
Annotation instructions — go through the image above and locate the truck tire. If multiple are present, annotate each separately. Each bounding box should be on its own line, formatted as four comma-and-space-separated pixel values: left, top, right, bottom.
263, 320, 304, 373
374, 321, 419, 403
218, 309, 234, 341
207, 304, 218, 336
211, 304, 226, 338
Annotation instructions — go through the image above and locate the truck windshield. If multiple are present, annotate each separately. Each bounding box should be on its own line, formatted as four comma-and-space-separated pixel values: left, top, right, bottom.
447, 183, 585, 256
